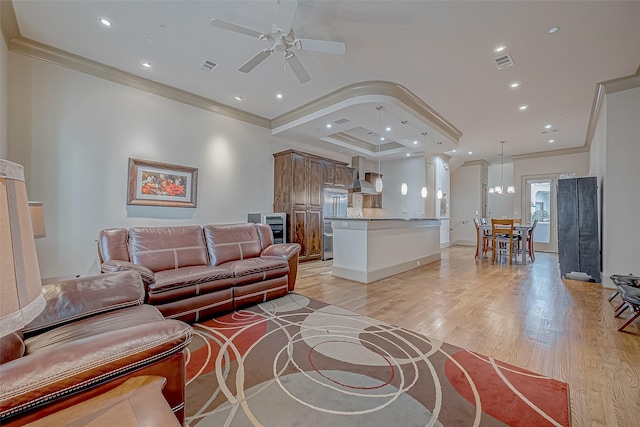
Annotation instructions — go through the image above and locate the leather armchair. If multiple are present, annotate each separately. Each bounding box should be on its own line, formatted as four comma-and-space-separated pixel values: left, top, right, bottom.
0, 271, 192, 425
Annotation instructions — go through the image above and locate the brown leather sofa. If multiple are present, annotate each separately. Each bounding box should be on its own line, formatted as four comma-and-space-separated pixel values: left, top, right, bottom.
98, 223, 301, 323
0, 271, 192, 425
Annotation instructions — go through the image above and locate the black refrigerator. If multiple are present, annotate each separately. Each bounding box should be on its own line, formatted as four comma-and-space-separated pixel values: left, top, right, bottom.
557, 177, 601, 282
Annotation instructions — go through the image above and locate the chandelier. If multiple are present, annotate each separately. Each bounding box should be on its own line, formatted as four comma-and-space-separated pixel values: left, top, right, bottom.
489, 140, 515, 195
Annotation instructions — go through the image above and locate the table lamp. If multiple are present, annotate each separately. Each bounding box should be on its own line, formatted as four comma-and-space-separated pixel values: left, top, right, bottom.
0, 159, 46, 337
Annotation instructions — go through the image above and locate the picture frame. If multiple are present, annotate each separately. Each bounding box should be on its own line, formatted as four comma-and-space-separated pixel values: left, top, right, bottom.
127, 158, 198, 207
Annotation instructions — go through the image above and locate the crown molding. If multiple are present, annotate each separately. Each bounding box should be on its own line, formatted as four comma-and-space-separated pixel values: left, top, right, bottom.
460, 160, 490, 168
511, 146, 589, 161
271, 80, 463, 143
584, 69, 640, 152
0, 0, 20, 47
8, 36, 271, 128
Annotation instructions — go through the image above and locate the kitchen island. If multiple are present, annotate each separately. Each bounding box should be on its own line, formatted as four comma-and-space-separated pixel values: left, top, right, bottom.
327, 218, 441, 284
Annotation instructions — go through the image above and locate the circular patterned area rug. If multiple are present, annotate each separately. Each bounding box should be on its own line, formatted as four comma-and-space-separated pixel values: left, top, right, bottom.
185, 294, 569, 426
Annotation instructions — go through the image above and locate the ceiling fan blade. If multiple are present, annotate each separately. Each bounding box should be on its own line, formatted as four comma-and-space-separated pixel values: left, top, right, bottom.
239, 49, 272, 73
277, 0, 298, 34
210, 18, 263, 39
285, 51, 311, 83
295, 38, 346, 55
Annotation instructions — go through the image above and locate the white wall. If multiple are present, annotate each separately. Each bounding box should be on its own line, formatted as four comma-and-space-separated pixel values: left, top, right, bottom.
7, 52, 303, 278
601, 87, 640, 279
451, 162, 481, 245
379, 156, 427, 218
0, 32, 7, 158
487, 162, 516, 218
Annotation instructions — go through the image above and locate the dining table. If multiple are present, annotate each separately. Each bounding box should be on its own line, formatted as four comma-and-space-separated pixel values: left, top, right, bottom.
476, 223, 533, 264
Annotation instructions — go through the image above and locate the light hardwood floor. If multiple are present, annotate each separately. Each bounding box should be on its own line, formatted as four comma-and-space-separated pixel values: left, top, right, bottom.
294, 246, 640, 427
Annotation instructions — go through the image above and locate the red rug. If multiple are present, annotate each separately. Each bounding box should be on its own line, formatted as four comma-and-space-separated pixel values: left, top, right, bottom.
185, 294, 570, 426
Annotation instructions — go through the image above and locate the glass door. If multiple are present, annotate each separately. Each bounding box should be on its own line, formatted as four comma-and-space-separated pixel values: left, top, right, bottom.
523, 175, 558, 253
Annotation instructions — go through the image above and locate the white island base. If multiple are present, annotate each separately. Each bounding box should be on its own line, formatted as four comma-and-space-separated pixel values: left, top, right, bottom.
329, 218, 441, 284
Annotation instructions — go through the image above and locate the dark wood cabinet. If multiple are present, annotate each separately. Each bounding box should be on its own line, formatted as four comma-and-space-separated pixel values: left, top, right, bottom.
322, 161, 349, 189
363, 172, 383, 208
273, 150, 347, 262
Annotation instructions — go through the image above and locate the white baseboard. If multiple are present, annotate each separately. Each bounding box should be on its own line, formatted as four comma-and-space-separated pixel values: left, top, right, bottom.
332, 253, 441, 284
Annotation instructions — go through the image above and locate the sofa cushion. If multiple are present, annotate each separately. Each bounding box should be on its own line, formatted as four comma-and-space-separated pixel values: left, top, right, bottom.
220, 257, 289, 286
204, 224, 263, 266
149, 266, 235, 304
129, 226, 208, 272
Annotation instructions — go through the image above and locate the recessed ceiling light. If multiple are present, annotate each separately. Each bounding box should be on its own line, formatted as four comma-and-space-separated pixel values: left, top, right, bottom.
494, 44, 507, 53
549, 139, 555, 143
326, 124, 332, 128
141, 61, 152, 68
406, 153, 410, 157
452, 149, 456, 153
386, 127, 391, 132
519, 105, 528, 110
548, 26, 560, 34
234, 95, 243, 101
276, 93, 283, 99
380, 137, 385, 141
468, 151, 473, 155
413, 140, 418, 145
99, 18, 112, 27
509, 81, 522, 88
545, 124, 552, 129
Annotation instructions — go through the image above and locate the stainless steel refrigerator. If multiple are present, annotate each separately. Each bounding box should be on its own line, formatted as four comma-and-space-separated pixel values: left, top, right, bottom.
322, 188, 348, 260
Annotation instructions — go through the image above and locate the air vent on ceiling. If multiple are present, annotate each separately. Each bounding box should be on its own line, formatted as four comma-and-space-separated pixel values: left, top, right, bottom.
334, 118, 350, 125
494, 53, 514, 70
200, 60, 219, 73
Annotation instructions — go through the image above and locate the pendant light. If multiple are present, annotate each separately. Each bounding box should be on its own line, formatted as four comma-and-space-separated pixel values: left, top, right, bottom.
401, 152, 408, 195
421, 132, 428, 198
375, 106, 383, 192
436, 142, 443, 200
491, 141, 515, 195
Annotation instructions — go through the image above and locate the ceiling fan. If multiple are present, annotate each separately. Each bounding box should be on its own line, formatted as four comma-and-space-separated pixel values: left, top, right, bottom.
210, 0, 346, 84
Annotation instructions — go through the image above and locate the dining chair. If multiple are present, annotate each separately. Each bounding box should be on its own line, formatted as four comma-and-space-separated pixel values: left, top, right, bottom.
491, 219, 516, 264
525, 219, 538, 262
473, 218, 492, 258
513, 218, 522, 224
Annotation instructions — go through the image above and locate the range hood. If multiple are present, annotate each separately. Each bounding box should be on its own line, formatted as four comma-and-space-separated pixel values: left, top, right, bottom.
351, 156, 377, 194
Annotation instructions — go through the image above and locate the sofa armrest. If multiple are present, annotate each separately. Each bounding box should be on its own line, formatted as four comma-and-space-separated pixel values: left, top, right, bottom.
101, 260, 156, 285
0, 316, 192, 421
261, 243, 301, 260
22, 271, 145, 336
261, 243, 301, 292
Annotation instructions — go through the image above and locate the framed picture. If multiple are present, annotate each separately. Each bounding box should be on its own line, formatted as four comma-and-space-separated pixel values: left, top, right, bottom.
127, 158, 198, 207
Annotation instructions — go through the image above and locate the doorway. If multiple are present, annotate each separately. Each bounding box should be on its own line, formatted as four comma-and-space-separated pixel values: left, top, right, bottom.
522, 175, 558, 253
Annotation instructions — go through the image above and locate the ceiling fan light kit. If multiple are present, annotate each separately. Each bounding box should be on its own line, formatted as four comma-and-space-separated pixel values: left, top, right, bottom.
210, 0, 345, 84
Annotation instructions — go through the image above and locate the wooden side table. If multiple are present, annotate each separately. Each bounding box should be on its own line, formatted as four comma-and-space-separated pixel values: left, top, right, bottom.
25, 376, 180, 427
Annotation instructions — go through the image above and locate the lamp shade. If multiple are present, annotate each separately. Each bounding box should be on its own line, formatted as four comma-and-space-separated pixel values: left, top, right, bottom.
0, 160, 46, 337
401, 182, 408, 195
421, 186, 427, 198
28, 202, 46, 239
